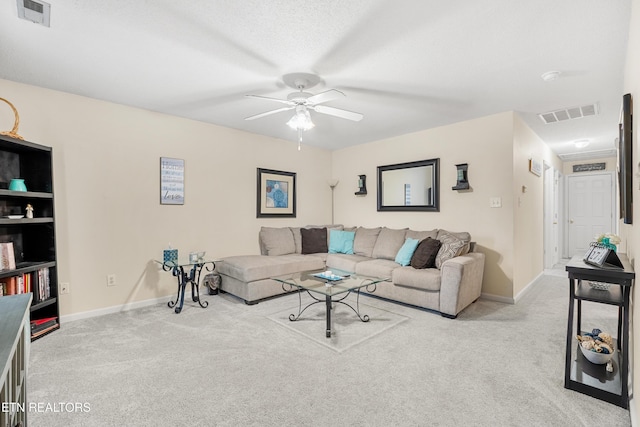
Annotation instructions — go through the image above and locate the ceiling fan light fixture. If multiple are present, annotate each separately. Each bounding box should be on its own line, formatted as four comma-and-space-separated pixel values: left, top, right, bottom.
287, 107, 315, 131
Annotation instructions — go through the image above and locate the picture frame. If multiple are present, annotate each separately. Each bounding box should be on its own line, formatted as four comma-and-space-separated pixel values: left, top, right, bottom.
257, 168, 296, 218
160, 157, 185, 205
529, 158, 542, 177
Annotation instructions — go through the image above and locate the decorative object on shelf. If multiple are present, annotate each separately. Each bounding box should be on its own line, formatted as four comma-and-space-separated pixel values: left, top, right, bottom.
355, 174, 367, 195
160, 157, 185, 205
0, 242, 16, 270
528, 157, 542, 176
595, 233, 620, 252
163, 246, 178, 263
452, 163, 469, 190
25, 204, 33, 219
588, 281, 611, 291
189, 251, 206, 263
0, 98, 24, 140
576, 329, 615, 365
257, 168, 296, 218
583, 241, 623, 269
8, 178, 27, 192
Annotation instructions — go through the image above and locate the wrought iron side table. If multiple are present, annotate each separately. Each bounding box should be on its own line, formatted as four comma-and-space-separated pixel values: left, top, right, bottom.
156, 258, 217, 313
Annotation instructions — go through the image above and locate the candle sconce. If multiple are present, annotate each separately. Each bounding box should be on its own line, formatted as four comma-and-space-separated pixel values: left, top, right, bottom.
452, 163, 469, 190
355, 175, 367, 195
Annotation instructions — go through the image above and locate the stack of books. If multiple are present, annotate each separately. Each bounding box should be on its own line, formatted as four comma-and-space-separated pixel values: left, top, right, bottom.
30, 316, 58, 339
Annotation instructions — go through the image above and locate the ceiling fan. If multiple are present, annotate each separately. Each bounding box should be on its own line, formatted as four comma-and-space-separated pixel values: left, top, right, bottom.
245, 73, 364, 149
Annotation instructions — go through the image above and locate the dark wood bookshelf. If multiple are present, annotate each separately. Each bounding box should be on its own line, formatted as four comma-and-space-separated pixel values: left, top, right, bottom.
0, 134, 59, 341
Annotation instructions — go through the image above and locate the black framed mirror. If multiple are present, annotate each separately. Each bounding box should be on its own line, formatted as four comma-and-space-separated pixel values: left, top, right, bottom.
377, 158, 439, 212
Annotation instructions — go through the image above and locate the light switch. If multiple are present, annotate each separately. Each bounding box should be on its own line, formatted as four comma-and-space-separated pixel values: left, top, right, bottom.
490, 197, 502, 208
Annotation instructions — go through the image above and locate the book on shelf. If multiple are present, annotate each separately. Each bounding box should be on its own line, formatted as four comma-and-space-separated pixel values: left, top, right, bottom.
0, 242, 16, 270
31, 323, 58, 339
0, 267, 50, 302
30, 316, 58, 334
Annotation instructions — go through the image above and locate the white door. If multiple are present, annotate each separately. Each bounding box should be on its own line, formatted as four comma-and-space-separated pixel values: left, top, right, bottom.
544, 166, 563, 268
567, 173, 615, 256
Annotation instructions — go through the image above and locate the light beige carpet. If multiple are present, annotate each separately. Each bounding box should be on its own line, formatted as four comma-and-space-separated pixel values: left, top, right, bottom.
267, 298, 409, 353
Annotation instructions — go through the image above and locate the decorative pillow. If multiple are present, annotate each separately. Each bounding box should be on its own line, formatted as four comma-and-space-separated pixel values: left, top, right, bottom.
353, 227, 382, 257
394, 238, 420, 266
259, 227, 295, 256
410, 237, 442, 269
435, 233, 467, 269
328, 229, 355, 254
437, 230, 471, 255
372, 227, 408, 260
301, 227, 328, 254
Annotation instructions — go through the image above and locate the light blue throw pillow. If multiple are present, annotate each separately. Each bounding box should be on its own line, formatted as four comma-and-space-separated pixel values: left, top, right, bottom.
395, 238, 420, 266
328, 229, 355, 254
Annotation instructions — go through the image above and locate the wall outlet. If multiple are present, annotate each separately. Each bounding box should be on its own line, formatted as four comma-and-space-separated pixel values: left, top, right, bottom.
107, 274, 116, 287
490, 197, 502, 208
60, 282, 70, 294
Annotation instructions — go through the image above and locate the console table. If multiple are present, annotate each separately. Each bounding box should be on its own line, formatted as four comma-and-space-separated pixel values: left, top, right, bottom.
156, 258, 217, 313
564, 254, 634, 408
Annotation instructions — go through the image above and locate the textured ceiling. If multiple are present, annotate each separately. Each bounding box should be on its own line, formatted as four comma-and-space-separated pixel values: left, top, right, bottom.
0, 0, 632, 156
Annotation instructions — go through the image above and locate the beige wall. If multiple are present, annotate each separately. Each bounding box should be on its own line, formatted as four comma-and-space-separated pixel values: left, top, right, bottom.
622, 0, 640, 418
512, 115, 562, 296
331, 112, 517, 299
0, 78, 333, 316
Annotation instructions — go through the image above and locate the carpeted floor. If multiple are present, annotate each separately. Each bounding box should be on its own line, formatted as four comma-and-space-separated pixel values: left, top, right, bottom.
27, 266, 631, 426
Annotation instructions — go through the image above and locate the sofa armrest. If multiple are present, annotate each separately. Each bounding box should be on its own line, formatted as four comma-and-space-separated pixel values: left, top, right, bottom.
439, 252, 485, 317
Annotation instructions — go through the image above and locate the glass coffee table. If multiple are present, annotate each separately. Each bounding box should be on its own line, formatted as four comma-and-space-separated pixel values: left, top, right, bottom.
272, 269, 389, 338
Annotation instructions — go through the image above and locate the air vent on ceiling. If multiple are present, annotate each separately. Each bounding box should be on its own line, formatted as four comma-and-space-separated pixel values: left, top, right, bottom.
17, 0, 50, 27
538, 103, 599, 124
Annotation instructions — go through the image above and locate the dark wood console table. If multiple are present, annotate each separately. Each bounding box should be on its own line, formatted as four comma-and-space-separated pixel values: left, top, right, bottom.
565, 254, 634, 408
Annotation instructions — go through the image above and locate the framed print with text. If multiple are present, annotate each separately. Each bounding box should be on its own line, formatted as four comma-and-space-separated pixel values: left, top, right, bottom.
160, 157, 184, 205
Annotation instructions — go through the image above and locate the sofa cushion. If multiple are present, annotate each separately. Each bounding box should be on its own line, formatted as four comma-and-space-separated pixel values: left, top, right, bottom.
326, 253, 371, 273
392, 266, 442, 291
435, 233, 468, 269
406, 229, 438, 241
291, 227, 302, 254
353, 227, 382, 257
372, 227, 408, 260
437, 230, 471, 255
394, 238, 420, 266
355, 259, 399, 279
410, 237, 441, 269
259, 227, 295, 256
301, 227, 328, 254
328, 229, 355, 254
219, 254, 324, 283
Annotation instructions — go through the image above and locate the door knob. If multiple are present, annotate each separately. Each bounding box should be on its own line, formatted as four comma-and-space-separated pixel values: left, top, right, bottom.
570, 219, 574, 224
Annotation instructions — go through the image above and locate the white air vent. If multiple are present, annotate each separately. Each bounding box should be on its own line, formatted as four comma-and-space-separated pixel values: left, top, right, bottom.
17, 0, 50, 27
538, 104, 599, 124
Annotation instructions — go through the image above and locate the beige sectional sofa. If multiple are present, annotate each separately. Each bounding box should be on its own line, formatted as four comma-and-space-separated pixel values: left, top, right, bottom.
217, 225, 485, 318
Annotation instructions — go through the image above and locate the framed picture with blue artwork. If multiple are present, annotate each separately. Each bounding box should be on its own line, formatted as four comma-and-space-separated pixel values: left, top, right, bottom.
257, 168, 296, 218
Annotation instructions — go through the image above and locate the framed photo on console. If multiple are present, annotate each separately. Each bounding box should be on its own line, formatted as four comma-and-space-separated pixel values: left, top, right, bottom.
257, 168, 296, 218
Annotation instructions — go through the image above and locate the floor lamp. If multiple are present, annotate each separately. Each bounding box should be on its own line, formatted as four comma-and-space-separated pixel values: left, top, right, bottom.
328, 179, 339, 224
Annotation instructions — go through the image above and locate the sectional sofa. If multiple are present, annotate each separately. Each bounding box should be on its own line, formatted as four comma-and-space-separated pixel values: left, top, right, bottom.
217, 225, 485, 318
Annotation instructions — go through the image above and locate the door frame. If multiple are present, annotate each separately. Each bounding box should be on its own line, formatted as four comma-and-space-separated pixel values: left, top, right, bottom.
562, 171, 616, 258
543, 163, 563, 268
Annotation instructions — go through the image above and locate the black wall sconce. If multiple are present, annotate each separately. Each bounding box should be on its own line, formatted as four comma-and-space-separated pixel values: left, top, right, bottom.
355, 174, 367, 195
452, 163, 469, 190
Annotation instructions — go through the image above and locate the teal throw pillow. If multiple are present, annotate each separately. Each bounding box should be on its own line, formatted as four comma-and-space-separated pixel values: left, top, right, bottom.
328, 229, 355, 254
395, 238, 420, 266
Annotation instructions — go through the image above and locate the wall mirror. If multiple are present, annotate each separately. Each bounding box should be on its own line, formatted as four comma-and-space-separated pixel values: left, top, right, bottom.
377, 158, 439, 211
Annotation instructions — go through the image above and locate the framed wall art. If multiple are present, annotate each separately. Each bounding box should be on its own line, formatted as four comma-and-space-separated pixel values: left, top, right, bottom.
160, 157, 184, 205
257, 168, 296, 217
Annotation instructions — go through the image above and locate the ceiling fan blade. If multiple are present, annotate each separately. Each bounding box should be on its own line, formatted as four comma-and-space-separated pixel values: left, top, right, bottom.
312, 105, 364, 122
246, 94, 295, 106
306, 89, 345, 105
245, 107, 294, 121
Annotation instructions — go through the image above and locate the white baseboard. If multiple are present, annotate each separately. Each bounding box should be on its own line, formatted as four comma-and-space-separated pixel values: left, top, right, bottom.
481, 271, 544, 305
480, 293, 514, 304
60, 292, 190, 323
631, 396, 637, 427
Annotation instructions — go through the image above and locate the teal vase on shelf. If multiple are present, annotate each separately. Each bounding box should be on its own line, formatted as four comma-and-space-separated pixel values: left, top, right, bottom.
8, 179, 27, 192
601, 237, 617, 252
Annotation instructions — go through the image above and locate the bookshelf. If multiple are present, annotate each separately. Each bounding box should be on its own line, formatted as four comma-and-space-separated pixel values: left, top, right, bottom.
0, 134, 59, 340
